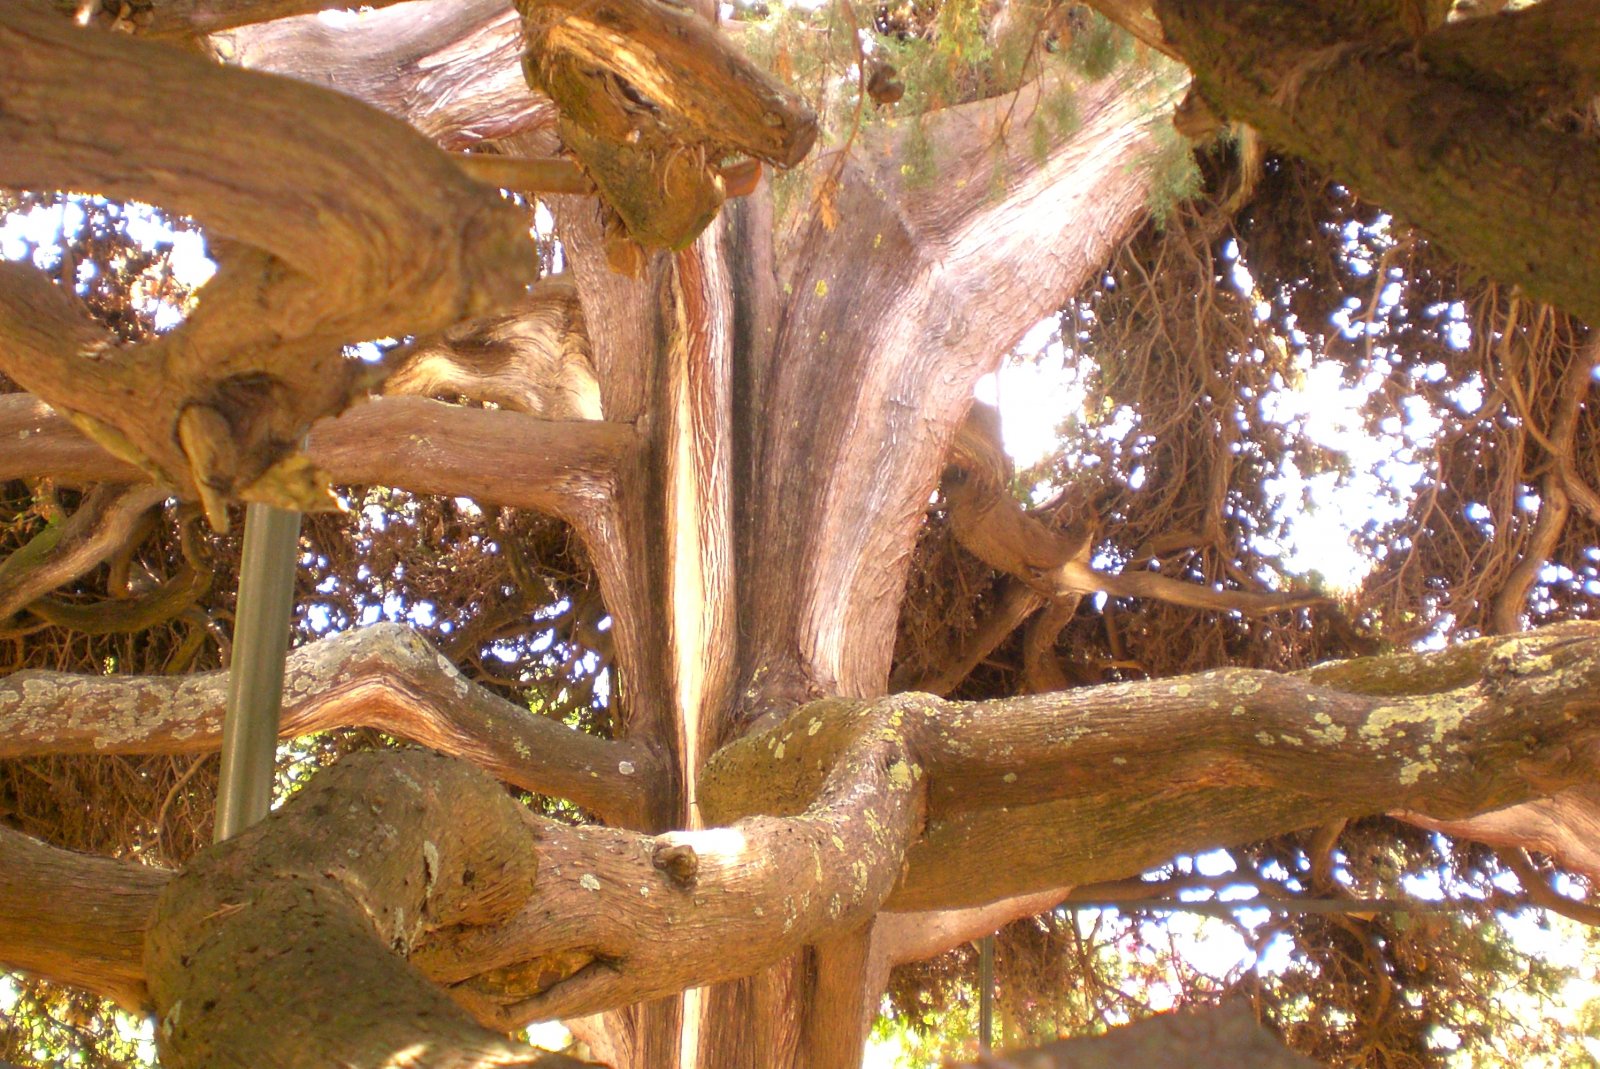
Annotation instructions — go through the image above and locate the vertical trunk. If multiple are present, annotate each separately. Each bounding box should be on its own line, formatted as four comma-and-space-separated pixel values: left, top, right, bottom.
561, 62, 1174, 1068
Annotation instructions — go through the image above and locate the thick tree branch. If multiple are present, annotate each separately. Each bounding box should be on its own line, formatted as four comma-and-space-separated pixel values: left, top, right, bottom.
145, 752, 591, 1069
383, 275, 600, 419
0, 8, 534, 517
0, 393, 634, 524
0, 622, 662, 827
741, 69, 1176, 703
1153, 0, 1600, 324
705, 623, 1600, 909
0, 824, 166, 1012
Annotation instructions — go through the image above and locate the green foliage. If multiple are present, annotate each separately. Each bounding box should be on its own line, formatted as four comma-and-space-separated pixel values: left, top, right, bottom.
1146, 123, 1204, 227
1065, 10, 1132, 80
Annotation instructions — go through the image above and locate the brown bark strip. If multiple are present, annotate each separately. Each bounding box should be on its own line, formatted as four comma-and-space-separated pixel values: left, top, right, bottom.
741, 70, 1177, 706
0, 622, 662, 828
0, 393, 633, 524
0, 483, 166, 621
0, 7, 533, 512
1153, 0, 1600, 324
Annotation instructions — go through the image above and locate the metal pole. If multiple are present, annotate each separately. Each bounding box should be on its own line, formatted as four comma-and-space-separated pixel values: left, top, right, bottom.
214, 503, 301, 842
978, 933, 995, 1054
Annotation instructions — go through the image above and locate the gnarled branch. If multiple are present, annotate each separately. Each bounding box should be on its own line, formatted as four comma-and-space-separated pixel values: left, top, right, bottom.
0, 622, 662, 828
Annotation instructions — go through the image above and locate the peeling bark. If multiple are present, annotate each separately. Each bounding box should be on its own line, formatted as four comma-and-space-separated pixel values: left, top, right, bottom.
384, 276, 600, 419
219, 0, 555, 150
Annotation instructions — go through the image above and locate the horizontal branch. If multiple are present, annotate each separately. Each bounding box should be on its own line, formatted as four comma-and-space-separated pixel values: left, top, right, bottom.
382, 275, 599, 419
0, 823, 167, 1011
0, 393, 635, 523
703, 622, 1600, 909
945, 415, 1327, 615
0, 622, 662, 828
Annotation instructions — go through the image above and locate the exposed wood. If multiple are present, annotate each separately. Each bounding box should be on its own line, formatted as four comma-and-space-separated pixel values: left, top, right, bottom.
739, 69, 1179, 711
515, 0, 817, 253
384, 276, 601, 420
220, 0, 556, 150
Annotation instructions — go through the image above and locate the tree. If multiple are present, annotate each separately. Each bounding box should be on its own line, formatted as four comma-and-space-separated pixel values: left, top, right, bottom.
2, 0, 1600, 1066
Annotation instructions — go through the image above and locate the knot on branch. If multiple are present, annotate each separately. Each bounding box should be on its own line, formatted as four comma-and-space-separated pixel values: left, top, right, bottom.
514, 0, 816, 271
651, 842, 699, 888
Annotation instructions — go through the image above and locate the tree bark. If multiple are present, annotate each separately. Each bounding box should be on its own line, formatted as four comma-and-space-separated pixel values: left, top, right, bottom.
5, 623, 1600, 1064
1152, 0, 1600, 324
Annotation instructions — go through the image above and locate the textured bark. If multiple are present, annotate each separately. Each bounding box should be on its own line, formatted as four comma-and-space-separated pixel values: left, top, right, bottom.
0, 825, 166, 1012
1153, 0, 1600, 324
0, 393, 632, 527
0, 623, 660, 828
6, 622, 1600, 1062
0, 8, 533, 516
384, 276, 599, 419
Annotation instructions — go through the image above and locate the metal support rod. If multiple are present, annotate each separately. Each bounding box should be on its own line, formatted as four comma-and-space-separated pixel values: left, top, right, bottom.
978, 933, 995, 1053
214, 503, 301, 842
